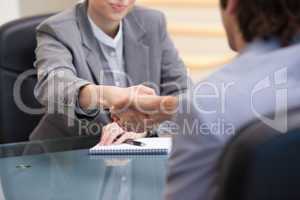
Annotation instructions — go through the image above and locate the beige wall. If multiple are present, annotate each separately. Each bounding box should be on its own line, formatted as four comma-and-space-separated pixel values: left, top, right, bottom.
0, 0, 78, 25
0, 0, 20, 25
19, 0, 78, 17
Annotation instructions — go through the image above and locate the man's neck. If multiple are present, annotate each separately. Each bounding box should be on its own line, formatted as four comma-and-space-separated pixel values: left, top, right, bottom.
231, 24, 247, 52
88, 8, 120, 38
235, 36, 247, 53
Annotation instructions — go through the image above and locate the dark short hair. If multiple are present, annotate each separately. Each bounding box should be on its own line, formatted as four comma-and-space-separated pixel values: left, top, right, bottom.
220, 0, 300, 46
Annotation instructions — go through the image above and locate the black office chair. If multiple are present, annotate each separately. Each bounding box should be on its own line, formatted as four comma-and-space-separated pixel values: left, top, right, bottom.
0, 14, 53, 144
216, 107, 300, 200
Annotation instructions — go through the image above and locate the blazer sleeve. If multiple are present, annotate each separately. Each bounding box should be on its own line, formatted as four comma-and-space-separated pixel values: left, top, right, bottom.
159, 13, 192, 96
34, 23, 93, 119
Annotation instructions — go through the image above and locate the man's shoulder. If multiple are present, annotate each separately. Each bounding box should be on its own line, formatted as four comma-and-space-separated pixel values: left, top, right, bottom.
37, 4, 78, 32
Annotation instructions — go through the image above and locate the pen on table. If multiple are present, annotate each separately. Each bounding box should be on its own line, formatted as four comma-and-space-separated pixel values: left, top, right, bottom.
124, 139, 146, 147
113, 133, 146, 147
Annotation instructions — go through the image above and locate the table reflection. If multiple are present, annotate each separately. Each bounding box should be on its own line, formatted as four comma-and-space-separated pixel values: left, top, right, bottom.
0, 136, 167, 200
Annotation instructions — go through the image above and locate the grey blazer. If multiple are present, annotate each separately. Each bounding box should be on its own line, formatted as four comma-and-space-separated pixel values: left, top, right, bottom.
166, 38, 300, 200
30, 2, 188, 140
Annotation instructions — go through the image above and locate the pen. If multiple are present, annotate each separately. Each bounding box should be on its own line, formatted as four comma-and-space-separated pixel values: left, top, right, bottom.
113, 133, 146, 146
125, 139, 146, 147
113, 133, 124, 143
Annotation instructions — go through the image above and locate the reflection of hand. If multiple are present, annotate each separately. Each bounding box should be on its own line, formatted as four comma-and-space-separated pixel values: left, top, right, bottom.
99, 122, 147, 145
105, 159, 130, 167
112, 95, 178, 133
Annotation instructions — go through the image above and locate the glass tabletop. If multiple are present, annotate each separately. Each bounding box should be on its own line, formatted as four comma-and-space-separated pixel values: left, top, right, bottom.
0, 136, 168, 200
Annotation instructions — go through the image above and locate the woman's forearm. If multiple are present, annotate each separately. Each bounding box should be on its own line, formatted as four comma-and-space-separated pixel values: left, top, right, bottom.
78, 84, 110, 110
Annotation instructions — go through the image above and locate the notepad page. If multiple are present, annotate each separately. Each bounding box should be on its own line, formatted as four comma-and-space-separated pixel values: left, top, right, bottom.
89, 138, 172, 155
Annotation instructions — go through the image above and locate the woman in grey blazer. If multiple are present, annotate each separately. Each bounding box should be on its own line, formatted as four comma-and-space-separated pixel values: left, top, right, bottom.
31, 0, 188, 142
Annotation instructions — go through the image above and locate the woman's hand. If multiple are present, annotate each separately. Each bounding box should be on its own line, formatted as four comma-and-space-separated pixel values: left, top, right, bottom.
105, 85, 156, 110
99, 122, 147, 145
79, 84, 156, 111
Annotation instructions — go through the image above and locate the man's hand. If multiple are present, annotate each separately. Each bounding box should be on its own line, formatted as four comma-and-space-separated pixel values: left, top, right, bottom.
99, 122, 147, 145
112, 95, 179, 132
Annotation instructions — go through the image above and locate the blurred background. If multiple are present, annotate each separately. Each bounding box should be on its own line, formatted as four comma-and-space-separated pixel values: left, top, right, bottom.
0, 0, 235, 81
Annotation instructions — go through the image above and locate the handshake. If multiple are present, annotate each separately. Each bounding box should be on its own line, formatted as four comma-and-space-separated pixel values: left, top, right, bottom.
79, 84, 179, 133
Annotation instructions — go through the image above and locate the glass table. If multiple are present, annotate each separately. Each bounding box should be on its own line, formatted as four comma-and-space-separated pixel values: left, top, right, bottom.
0, 136, 168, 200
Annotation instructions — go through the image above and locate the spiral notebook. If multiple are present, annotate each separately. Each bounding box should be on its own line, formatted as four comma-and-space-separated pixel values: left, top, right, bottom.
89, 138, 172, 155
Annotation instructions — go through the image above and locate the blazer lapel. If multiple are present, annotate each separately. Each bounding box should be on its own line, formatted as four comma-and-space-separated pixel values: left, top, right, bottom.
77, 3, 150, 86
123, 13, 150, 86
76, 2, 109, 85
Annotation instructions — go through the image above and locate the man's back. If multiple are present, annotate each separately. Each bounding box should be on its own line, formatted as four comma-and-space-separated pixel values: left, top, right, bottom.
166, 38, 300, 200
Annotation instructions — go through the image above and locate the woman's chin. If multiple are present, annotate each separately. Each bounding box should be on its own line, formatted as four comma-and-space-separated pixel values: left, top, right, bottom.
107, 14, 126, 22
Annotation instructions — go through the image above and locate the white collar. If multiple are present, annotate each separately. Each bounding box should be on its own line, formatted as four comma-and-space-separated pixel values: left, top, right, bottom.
88, 15, 123, 49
